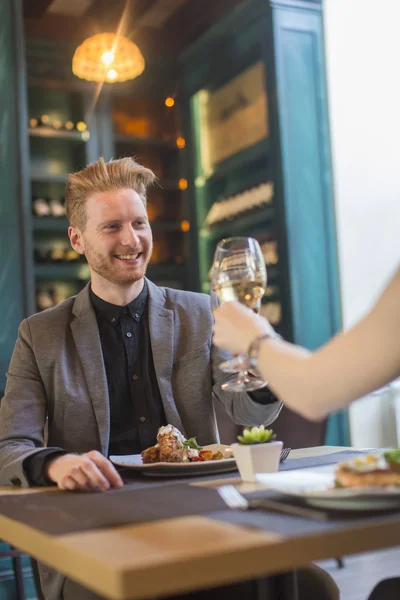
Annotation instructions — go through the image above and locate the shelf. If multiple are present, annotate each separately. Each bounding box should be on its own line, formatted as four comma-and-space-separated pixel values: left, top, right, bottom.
35, 263, 90, 281
31, 173, 68, 183
34, 262, 186, 283
151, 221, 186, 232
31, 175, 183, 189
115, 134, 177, 150
199, 205, 274, 240
158, 180, 183, 192
32, 218, 185, 233
29, 127, 89, 142
199, 138, 270, 186
33, 218, 68, 232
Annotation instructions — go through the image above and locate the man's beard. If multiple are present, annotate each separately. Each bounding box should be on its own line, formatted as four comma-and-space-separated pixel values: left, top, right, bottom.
83, 238, 151, 285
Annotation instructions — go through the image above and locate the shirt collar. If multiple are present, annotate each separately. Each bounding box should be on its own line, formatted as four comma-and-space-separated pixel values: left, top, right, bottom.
89, 280, 148, 324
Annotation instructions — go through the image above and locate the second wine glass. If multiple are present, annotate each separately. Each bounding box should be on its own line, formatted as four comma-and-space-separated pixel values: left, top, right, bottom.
211, 236, 267, 392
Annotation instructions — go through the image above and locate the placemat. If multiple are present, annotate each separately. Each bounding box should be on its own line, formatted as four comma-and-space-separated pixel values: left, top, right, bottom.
0, 483, 226, 536
279, 449, 373, 471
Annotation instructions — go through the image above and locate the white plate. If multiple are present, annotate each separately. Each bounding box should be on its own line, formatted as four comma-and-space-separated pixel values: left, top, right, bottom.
256, 469, 400, 511
110, 444, 237, 477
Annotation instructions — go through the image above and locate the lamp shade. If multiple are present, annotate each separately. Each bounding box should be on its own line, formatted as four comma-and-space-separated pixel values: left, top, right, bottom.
72, 33, 145, 83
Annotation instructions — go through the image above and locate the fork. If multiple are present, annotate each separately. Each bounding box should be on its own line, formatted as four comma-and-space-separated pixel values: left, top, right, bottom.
280, 447, 291, 463
218, 484, 329, 521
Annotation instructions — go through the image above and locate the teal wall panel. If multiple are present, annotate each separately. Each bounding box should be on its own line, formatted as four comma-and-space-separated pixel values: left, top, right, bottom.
271, 0, 341, 350
0, 0, 32, 392
270, 0, 348, 444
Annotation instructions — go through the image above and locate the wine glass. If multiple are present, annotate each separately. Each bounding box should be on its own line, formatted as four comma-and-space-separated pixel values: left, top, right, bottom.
211, 237, 267, 392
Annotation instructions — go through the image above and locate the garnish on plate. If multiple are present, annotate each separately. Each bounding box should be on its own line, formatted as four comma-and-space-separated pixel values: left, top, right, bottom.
182, 437, 203, 450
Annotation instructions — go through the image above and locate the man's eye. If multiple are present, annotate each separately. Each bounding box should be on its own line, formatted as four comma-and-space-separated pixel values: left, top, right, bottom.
105, 224, 119, 230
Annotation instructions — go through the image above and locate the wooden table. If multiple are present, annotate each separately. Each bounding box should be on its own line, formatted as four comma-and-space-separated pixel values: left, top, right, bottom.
1, 446, 399, 599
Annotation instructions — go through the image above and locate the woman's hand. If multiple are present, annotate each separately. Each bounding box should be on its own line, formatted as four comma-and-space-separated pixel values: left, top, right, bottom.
213, 301, 274, 355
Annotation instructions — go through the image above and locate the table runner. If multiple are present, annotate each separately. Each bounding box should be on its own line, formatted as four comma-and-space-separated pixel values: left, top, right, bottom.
0, 449, 382, 537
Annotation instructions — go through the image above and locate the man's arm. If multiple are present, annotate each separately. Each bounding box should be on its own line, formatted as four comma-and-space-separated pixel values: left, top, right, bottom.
0, 319, 66, 486
210, 343, 282, 426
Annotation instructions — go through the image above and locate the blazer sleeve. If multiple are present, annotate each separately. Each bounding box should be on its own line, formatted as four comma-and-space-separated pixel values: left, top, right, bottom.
0, 319, 65, 487
210, 342, 283, 426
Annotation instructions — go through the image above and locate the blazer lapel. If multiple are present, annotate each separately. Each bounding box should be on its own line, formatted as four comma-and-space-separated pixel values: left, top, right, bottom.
71, 284, 110, 454
147, 280, 186, 436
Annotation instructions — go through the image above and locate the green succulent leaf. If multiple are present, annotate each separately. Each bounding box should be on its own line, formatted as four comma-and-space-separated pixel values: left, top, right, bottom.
237, 426, 276, 445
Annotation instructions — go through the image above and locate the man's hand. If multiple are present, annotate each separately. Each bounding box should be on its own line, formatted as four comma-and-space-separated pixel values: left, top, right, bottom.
45, 451, 124, 492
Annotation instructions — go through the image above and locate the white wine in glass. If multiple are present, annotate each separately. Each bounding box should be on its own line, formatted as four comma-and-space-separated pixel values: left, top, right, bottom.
213, 279, 265, 310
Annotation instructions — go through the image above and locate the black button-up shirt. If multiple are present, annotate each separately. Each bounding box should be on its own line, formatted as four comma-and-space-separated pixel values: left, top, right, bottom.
89, 281, 166, 456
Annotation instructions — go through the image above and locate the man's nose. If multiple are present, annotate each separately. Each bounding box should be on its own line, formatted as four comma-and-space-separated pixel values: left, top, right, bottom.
120, 225, 140, 247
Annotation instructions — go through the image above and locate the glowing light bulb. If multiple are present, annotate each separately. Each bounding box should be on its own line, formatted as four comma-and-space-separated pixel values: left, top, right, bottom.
176, 137, 185, 148
76, 121, 87, 132
101, 51, 115, 66
178, 178, 188, 190
181, 220, 190, 232
165, 97, 175, 107
107, 68, 118, 80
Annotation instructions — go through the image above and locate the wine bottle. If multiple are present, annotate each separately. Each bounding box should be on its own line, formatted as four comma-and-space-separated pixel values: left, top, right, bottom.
49, 198, 66, 218
39, 114, 50, 127
36, 288, 54, 311
32, 196, 50, 217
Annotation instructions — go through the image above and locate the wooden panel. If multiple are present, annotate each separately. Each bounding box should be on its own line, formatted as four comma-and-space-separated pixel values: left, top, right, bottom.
0, 0, 32, 391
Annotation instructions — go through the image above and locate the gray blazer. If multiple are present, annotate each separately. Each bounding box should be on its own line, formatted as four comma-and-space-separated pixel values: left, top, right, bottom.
0, 279, 281, 599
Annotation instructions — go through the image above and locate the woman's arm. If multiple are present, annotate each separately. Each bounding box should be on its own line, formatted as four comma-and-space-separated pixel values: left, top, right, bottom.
213, 267, 400, 421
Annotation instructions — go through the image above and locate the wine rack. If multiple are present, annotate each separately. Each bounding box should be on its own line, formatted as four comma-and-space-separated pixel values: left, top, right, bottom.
27, 85, 192, 313
28, 86, 93, 312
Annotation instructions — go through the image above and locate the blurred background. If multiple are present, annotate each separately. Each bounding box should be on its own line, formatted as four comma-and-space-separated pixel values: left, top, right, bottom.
1, 0, 400, 490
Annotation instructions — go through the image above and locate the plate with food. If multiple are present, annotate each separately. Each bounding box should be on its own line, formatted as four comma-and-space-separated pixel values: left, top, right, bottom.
109, 424, 237, 476
255, 451, 400, 511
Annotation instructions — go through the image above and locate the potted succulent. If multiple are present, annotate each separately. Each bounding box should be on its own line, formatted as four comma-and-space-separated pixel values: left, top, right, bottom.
232, 426, 283, 482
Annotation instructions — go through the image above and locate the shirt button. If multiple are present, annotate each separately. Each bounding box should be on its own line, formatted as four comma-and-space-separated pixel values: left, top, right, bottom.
126, 332, 132, 338
111, 317, 116, 323
134, 313, 139, 319
140, 416, 146, 423
132, 374, 139, 381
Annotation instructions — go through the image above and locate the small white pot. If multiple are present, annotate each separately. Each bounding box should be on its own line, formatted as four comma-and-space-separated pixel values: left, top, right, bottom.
232, 440, 283, 482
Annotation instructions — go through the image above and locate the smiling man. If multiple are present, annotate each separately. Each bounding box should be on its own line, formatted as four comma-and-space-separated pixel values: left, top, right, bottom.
0, 157, 283, 600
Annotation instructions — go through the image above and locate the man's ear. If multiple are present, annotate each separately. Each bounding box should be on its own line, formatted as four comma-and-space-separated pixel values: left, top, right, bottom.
68, 226, 85, 255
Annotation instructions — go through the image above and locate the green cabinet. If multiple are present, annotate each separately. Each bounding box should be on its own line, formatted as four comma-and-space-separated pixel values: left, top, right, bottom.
180, 0, 341, 348
180, 0, 346, 445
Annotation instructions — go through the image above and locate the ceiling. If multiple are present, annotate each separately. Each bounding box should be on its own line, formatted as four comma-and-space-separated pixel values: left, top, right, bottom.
23, 0, 247, 57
